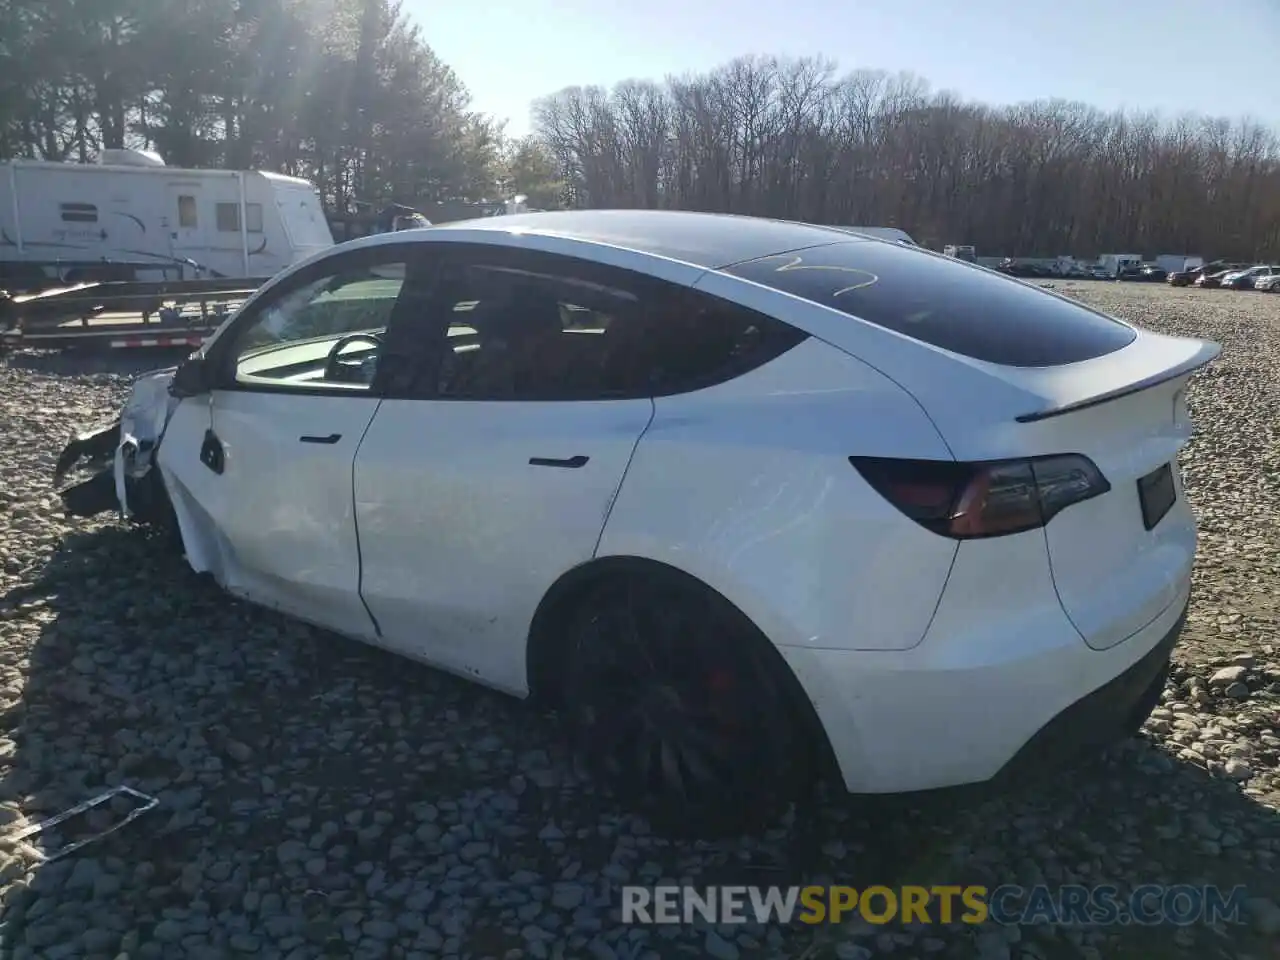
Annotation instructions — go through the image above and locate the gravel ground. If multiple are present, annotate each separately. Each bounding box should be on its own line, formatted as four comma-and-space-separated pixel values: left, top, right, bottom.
0, 283, 1278, 960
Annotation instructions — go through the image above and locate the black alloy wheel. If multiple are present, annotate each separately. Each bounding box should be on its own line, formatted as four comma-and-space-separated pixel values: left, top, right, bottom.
563, 572, 807, 838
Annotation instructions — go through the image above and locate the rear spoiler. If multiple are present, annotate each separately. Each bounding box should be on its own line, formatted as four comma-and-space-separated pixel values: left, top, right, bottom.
1015, 340, 1221, 423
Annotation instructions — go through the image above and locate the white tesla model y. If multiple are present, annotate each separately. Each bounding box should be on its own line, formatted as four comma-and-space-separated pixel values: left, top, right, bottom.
55, 211, 1220, 834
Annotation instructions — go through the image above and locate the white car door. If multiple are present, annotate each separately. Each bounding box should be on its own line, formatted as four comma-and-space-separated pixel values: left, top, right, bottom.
158, 244, 427, 640
353, 247, 671, 693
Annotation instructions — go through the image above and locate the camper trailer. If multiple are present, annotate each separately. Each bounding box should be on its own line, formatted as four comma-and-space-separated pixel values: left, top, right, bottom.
1154, 254, 1204, 275
0, 149, 333, 285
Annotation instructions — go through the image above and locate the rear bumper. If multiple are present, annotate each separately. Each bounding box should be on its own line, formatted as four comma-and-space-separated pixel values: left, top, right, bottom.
992, 598, 1185, 782
777, 581, 1190, 794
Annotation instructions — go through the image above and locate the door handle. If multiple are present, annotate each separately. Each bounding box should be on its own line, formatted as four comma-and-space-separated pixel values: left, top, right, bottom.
300, 433, 342, 444
529, 455, 589, 469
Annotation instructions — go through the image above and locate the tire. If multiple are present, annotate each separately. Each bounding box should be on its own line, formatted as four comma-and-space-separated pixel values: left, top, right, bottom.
130, 467, 184, 554
1124, 661, 1169, 735
561, 571, 811, 837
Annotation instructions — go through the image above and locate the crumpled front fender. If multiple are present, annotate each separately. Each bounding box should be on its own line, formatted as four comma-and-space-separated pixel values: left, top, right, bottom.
54, 366, 181, 520
54, 421, 124, 517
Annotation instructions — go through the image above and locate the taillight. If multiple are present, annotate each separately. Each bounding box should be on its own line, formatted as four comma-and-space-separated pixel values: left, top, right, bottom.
850, 455, 1111, 539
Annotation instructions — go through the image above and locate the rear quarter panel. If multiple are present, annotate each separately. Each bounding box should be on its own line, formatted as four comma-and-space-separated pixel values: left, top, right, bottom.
597, 337, 960, 652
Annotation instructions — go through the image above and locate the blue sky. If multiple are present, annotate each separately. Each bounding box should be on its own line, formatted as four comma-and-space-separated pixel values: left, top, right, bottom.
404, 0, 1278, 139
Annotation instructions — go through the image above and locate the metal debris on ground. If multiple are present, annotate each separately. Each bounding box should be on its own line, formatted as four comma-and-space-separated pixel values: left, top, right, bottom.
4, 785, 158, 862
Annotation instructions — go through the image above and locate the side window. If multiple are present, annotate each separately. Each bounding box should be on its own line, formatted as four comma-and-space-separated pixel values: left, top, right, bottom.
216, 202, 240, 233
177, 195, 198, 228
431, 254, 806, 401
228, 258, 406, 392
216, 203, 264, 234
60, 202, 98, 223
637, 296, 807, 396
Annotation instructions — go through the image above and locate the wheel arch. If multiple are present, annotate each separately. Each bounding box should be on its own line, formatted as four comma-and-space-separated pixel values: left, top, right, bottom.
524, 553, 842, 782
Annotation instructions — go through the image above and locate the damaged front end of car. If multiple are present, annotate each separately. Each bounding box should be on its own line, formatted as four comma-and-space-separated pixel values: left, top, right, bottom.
53, 366, 182, 523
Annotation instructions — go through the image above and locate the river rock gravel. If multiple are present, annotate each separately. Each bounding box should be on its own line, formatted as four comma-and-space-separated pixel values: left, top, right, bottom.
0, 283, 1278, 959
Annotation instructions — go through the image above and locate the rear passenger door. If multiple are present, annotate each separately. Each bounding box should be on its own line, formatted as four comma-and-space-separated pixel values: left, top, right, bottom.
352, 246, 664, 692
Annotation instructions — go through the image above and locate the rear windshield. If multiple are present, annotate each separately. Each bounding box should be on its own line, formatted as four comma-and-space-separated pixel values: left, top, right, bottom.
721, 240, 1137, 367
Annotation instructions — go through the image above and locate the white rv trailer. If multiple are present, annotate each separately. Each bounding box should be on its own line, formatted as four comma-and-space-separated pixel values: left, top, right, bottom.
1154, 254, 1204, 275
1096, 253, 1143, 278
0, 149, 333, 284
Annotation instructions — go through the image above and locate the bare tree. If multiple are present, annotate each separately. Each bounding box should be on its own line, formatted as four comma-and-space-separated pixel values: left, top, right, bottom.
533, 58, 1280, 259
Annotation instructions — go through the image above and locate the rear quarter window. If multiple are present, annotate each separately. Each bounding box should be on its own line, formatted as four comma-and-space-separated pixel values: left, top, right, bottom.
721, 241, 1138, 367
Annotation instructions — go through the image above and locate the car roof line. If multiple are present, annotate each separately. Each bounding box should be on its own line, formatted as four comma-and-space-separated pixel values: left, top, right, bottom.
714, 239, 858, 271
335, 221, 874, 274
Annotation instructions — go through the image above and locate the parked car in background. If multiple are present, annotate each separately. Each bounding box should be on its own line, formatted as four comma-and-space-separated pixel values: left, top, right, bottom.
1118, 264, 1166, 282
997, 258, 1055, 279
1170, 261, 1229, 287
1087, 265, 1111, 280
1222, 265, 1280, 290
1175, 261, 1247, 287
1195, 269, 1235, 288
1255, 272, 1280, 292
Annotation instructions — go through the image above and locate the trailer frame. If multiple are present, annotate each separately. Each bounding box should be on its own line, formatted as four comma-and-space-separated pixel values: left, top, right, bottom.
1, 275, 267, 354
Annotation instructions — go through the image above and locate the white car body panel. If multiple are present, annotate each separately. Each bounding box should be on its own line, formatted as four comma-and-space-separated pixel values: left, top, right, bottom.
158, 391, 381, 641
780, 576, 1190, 793
597, 336, 959, 653
1023, 377, 1197, 650
353, 397, 655, 694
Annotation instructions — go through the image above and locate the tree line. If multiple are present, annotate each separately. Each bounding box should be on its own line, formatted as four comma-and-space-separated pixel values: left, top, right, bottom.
534, 56, 1280, 260
2, 4, 1277, 259
0, 0, 548, 213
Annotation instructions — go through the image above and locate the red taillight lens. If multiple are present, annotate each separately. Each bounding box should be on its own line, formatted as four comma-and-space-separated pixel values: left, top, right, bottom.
850, 455, 1111, 539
